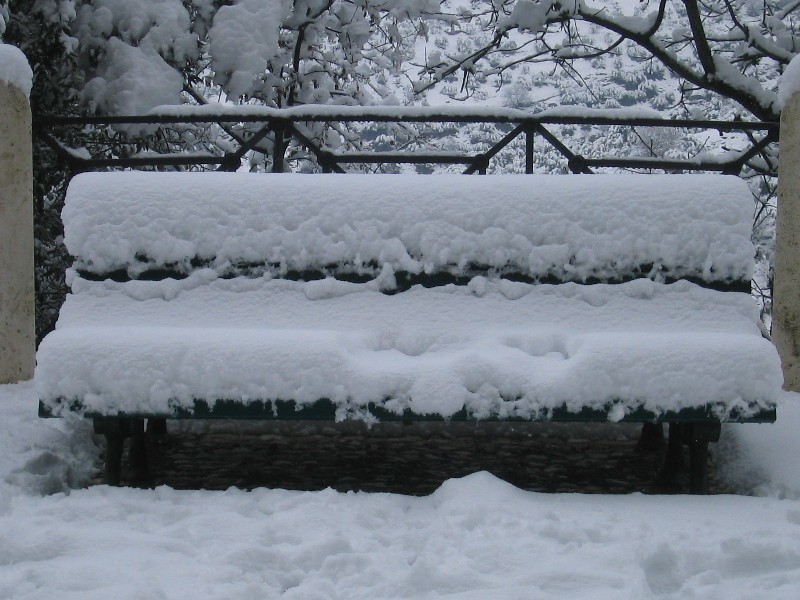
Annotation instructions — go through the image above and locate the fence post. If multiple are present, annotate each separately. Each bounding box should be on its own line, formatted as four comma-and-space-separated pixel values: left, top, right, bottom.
774, 91, 800, 391
0, 52, 35, 384
525, 124, 534, 174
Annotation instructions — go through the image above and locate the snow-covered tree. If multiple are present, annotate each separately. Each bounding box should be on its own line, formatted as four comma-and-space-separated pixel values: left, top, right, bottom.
416, 1, 796, 122
12, 0, 438, 115
2, 0, 444, 336
411, 1, 789, 320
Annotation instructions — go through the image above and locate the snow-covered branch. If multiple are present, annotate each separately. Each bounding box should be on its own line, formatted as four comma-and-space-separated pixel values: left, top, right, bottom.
421, 1, 793, 121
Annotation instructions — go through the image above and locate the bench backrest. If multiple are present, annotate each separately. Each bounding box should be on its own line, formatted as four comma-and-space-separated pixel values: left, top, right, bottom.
64, 173, 755, 291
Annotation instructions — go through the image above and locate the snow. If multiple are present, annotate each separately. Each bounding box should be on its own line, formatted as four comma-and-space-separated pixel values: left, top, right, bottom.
36, 276, 782, 419
208, 0, 290, 98
711, 55, 778, 113
0, 382, 97, 502
74, 0, 197, 63
5, 3, 799, 593
63, 173, 755, 284
38, 172, 780, 419
498, 0, 550, 33
149, 102, 541, 119
17, 162, 795, 596
535, 105, 664, 119
5, 382, 800, 599
148, 101, 664, 121
75, 0, 196, 115
779, 53, 800, 109
0, 43, 33, 98
723, 399, 800, 498
82, 38, 185, 116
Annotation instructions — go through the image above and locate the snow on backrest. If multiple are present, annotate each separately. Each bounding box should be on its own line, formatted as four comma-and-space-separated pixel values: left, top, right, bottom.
64, 172, 755, 285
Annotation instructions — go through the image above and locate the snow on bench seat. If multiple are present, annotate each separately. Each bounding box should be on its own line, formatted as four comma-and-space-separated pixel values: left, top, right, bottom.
36, 275, 781, 419
35, 172, 782, 421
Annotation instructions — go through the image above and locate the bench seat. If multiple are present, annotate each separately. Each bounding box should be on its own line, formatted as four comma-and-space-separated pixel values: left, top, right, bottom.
37, 275, 780, 422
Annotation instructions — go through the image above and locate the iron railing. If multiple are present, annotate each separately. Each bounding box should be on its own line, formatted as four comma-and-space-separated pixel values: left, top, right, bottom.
36, 106, 779, 176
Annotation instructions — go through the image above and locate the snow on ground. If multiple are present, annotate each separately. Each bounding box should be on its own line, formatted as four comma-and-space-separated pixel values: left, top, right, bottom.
4, 381, 800, 599
721, 398, 800, 499
0, 382, 97, 502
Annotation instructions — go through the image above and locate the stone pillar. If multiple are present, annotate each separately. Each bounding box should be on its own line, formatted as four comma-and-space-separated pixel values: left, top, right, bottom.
0, 80, 35, 384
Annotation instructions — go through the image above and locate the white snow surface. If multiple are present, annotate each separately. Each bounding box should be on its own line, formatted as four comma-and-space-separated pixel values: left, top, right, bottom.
149, 101, 663, 120
5, 382, 800, 599
63, 173, 755, 283
779, 53, 800, 109
41, 172, 780, 418
0, 43, 33, 98
36, 275, 782, 418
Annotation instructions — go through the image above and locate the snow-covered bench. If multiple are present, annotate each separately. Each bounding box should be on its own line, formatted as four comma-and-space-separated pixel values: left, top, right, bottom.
36, 172, 782, 491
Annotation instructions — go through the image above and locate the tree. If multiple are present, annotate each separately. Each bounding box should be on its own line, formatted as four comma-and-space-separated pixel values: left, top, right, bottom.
1, 0, 443, 337
414, 1, 795, 122
410, 1, 790, 320
13, 0, 440, 113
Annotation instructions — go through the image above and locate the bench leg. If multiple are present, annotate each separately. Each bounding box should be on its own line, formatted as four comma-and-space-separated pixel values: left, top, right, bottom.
656, 422, 686, 490
687, 423, 721, 495
93, 417, 152, 486
129, 418, 150, 485
637, 423, 665, 452
104, 432, 125, 486
689, 438, 709, 494
94, 418, 129, 486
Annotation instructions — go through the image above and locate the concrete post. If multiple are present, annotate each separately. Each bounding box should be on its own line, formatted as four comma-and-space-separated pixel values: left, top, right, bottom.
774, 92, 800, 391
0, 79, 35, 383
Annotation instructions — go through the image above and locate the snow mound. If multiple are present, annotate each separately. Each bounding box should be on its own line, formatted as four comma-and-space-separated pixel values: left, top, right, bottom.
719, 391, 800, 498
0, 43, 33, 98
0, 382, 98, 504
779, 54, 800, 109
209, 0, 290, 98
63, 172, 756, 284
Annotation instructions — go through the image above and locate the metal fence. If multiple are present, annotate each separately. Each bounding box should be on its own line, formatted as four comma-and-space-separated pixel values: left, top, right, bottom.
36, 107, 779, 176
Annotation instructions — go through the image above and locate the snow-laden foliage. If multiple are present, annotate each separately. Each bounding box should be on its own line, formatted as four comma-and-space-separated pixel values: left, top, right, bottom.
27, 0, 442, 113
74, 0, 196, 114
419, 1, 795, 122
3, 1, 796, 141
208, 0, 290, 99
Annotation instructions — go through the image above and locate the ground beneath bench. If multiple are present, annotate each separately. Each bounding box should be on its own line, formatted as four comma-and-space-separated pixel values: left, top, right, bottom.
115, 422, 732, 494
